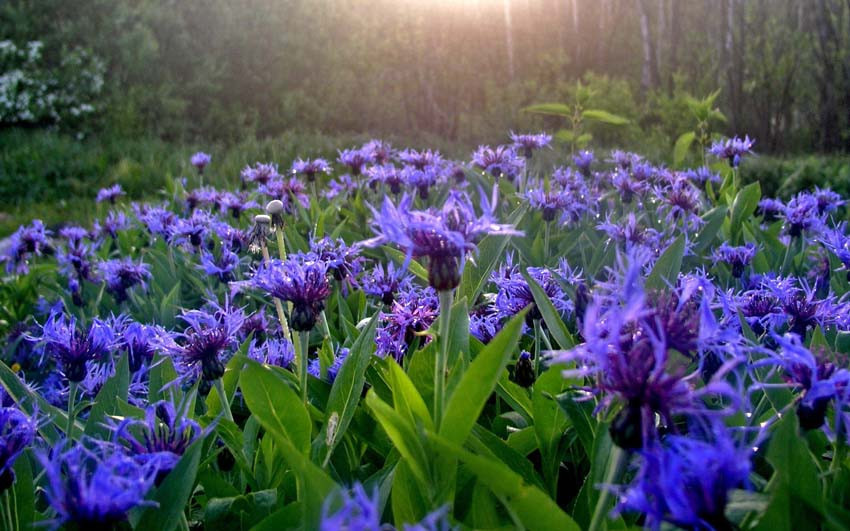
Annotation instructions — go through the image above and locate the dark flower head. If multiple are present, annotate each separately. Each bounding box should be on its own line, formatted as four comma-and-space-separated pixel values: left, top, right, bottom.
241, 162, 280, 186
0, 407, 36, 491
291, 158, 332, 182
365, 164, 403, 194
783, 193, 825, 237
39, 311, 114, 382
113, 400, 204, 483
250, 258, 331, 331
199, 248, 240, 283
655, 178, 703, 229
2, 219, 53, 274
510, 132, 552, 158
615, 422, 752, 530
191, 151, 211, 172
572, 149, 594, 175
471, 145, 525, 181
248, 338, 295, 368
398, 148, 443, 170
96, 184, 125, 204
337, 148, 373, 175
708, 135, 754, 167
364, 191, 520, 291
713, 242, 757, 278
172, 209, 217, 249
160, 301, 246, 382
611, 169, 649, 204
99, 258, 151, 303
775, 280, 834, 337
39, 440, 161, 528
56, 237, 98, 283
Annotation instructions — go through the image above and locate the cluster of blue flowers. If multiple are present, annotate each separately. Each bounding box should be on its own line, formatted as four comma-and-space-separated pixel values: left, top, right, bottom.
0, 132, 848, 529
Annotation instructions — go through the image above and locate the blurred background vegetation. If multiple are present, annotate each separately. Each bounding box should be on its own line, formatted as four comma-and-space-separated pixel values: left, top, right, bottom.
2, 0, 850, 234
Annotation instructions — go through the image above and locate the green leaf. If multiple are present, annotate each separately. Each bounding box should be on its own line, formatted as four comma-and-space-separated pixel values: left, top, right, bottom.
673, 131, 696, 168
522, 103, 572, 117
429, 432, 581, 531
84, 352, 130, 437
0, 361, 80, 443
366, 390, 432, 486
318, 312, 380, 464
522, 271, 575, 349
730, 182, 761, 244
646, 234, 686, 291
439, 310, 526, 446
385, 247, 428, 283
693, 206, 728, 255
582, 109, 630, 126
386, 358, 433, 430
12, 451, 34, 527
135, 437, 204, 531
240, 361, 312, 455
533, 368, 568, 494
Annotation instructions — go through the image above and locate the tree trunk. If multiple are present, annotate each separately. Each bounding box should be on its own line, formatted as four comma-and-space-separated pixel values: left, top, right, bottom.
636, 0, 659, 93
503, 0, 515, 81
668, 0, 680, 94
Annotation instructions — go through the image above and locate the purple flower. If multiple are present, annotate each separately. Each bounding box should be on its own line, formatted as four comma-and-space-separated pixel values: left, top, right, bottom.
364, 191, 520, 291
523, 185, 571, 223
113, 401, 204, 482
362, 262, 411, 305
172, 210, 216, 249
398, 148, 443, 170
39, 441, 160, 527
94, 211, 132, 240
259, 177, 310, 212
783, 193, 824, 237
320, 482, 382, 531
248, 338, 295, 368
471, 145, 525, 181
337, 148, 373, 176
185, 186, 222, 211
220, 192, 258, 219
191, 151, 211, 173
291, 158, 332, 182
159, 301, 246, 382
682, 167, 721, 186
134, 204, 177, 242
250, 258, 331, 331
491, 255, 579, 325
309, 236, 364, 286
324, 174, 360, 200
813, 187, 845, 215
713, 242, 757, 278
708, 135, 754, 167
572, 149, 594, 175
376, 284, 439, 360
96, 184, 125, 204
99, 258, 151, 302
56, 237, 98, 283
362, 140, 394, 164
469, 309, 502, 344
199, 248, 240, 283
39, 311, 114, 382
114, 320, 168, 372
510, 132, 552, 158
655, 178, 703, 229
309, 346, 349, 383
615, 423, 752, 530
611, 169, 650, 203
241, 162, 280, 186
0, 407, 36, 491
401, 166, 441, 200
365, 164, 403, 194
820, 225, 850, 277
609, 150, 643, 170
1, 219, 53, 274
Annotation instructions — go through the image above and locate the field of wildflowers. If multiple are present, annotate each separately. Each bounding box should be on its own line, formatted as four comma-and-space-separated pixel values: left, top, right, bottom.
1, 132, 849, 530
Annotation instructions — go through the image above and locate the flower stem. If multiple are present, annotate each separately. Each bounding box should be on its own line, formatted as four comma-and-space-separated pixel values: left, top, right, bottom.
544, 222, 551, 264
533, 318, 542, 381
588, 445, 627, 531
261, 243, 293, 343
298, 330, 310, 408
66, 381, 78, 439
275, 229, 288, 262
213, 378, 233, 423
435, 289, 454, 427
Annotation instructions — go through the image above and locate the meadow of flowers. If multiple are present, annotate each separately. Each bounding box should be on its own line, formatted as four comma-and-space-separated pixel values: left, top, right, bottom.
0, 132, 849, 530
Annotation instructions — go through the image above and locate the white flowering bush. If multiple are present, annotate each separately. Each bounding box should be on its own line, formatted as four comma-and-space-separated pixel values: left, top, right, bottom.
0, 40, 104, 126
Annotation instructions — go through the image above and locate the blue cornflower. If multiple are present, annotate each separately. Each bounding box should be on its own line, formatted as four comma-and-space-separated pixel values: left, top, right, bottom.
113, 400, 204, 483
820, 225, 850, 279
471, 145, 525, 181
813, 187, 845, 215
362, 140, 394, 164
757, 198, 785, 222
615, 423, 752, 531
250, 258, 331, 331
324, 174, 360, 200
185, 186, 222, 211
99, 258, 151, 303
361, 262, 411, 305
39, 441, 161, 528
158, 301, 246, 382
510, 132, 552, 158
572, 149, 594, 176
401, 165, 441, 200
94, 210, 132, 240
172, 209, 217, 249
291, 158, 332, 182
309, 236, 364, 286
365, 164, 404, 194
2, 219, 53, 274
199, 248, 240, 283
598, 213, 661, 250
134, 203, 178, 242
96, 184, 125, 204
364, 190, 520, 291
523, 184, 571, 222
320, 482, 382, 531
398, 148, 443, 170
337, 148, 373, 176
38, 311, 114, 382
469, 309, 502, 344
375, 284, 439, 360
609, 150, 643, 169
682, 167, 721, 185
190, 151, 211, 173
655, 178, 704, 230
248, 338, 295, 368
0, 407, 36, 492
241, 162, 280, 186
114, 319, 168, 372
712, 242, 757, 278
491, 255, 579, 325
783, 193, 825, 237
220, 192, 259, 219
611, 169, 649, 204
309, 347, 349, 383
259, 177, 310, 213
708, 135, 754, 167
56, 236, 98, 283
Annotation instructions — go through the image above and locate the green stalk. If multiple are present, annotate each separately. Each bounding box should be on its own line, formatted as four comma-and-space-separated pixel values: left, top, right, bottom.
544, 222, 551, 264
588, 445, 627, 531
435, 290, 454, 427
261, 243, 293, 343
275, 230, 288, 262
213, 378, 233, 423
533, 318, 542, 381
298, 330, 310, 408
320, 310, 333, 346
66, 381, 78, 439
